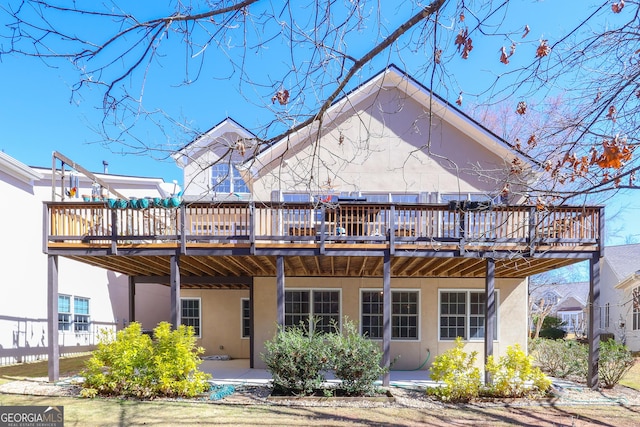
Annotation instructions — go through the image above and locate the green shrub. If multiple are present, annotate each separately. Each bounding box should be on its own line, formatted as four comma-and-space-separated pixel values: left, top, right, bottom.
81, 322, 211, 398
485, 344, 551, 398
327, 319, 387, 396
262, 322, 330, 395
542, 316, 565, 330
427, 337, 482, 402
539, 327, 567, 340
149, 322, 212, 397
599, 339, 634, 388
532, 339, 587, 379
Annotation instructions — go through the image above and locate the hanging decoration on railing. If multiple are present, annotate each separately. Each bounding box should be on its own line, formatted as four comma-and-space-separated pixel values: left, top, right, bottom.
105, 192, 183, 209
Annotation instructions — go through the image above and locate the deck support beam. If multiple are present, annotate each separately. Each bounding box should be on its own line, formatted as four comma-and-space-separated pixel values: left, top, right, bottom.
128, 276, 136, 325
276, 255, 285, 327
170, 254, 181, 329
382, 250, 391, 386
47, 255, 59, 382
484, 257, 496, 385
587, 253, 601, 389
250, 280, 255, 368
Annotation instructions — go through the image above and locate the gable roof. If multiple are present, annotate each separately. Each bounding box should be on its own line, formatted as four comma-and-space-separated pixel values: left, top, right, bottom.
604, 243, 640, 285
251, 65, 535, 169
172, 66, 537, 173
172, 117, 256, 167
0, 151, 43, 184
530, 281, 589, 311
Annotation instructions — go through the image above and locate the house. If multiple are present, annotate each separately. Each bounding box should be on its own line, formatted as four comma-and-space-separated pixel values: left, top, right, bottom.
0, 151, 171, 365
600, 244, 640, 350
43, 66, 605, 386
530, 281, 589, 337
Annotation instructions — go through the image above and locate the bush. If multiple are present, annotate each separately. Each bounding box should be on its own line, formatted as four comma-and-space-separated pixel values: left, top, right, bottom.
539, 327, 567, 340
599, 339, 635, 388
531, 339, 587, 379
327, 319, 387, 396
262, 322, 330, 395
427, 337, 482, 402
81, 322, 211, 398
542, 316, 565, 330
485, 344, 551, 398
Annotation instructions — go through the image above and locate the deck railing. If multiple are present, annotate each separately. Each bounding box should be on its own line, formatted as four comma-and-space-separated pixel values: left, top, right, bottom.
45, 201, 602, 249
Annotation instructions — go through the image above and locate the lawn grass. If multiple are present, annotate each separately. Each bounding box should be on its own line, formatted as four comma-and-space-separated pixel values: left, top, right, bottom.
620, 357, 640, 390
0, 354, 91, 385
1, 394, 639, 427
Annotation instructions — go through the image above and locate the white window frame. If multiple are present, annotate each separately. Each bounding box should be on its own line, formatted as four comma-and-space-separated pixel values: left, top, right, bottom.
360, 289, 421, 341
180, 298, 202, 338
241, 298, 250, 339
73, 296, 91, 333
438, 289, 500, 342
560, 311, 584, 333
210, 162, 250, 195
600, 303, 610, 329
58, 294, 72, 332
284, 289, 341, 333
633, 286, 640, 331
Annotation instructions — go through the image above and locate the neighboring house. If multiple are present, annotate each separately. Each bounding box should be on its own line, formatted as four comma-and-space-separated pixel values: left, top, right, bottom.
530, 282, 589, 336
600, 244, 640, 351
0, 151, 171, 365
43, 66, 604, 386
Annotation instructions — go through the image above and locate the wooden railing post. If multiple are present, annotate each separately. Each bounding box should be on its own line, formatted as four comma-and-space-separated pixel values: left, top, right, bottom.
110, 209, 118, 255
250, 202, 255, 255
389, 205, 396, 255
528, 207, 537, 256
459, 209, 466, 255
179, 204, 186, 254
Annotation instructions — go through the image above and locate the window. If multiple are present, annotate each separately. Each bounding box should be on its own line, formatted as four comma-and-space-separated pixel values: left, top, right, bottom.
439, 290, 499, 341
542, 291, 559, 307
58, 295, 91, 332
361, 290, 419, 340
285, 290, 340, 334
600, 303, 610, 329
211, 163, 249, 194
634, 287, 640, 331
439, 193, 494, 203
241, 298, 251, 338
283, 193, 312, 203
561, 311, 585, 334
74, 297, 90, 332
391, 193, 419, 203
181, 298, 201, 337
58, 295, 71, 331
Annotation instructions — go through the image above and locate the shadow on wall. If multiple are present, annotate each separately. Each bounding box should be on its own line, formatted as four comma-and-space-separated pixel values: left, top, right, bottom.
0, 314, 111, 366
106, 270, 171, 331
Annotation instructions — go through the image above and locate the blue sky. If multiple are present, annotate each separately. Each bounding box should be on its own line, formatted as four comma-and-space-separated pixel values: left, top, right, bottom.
0, 1, 638, 244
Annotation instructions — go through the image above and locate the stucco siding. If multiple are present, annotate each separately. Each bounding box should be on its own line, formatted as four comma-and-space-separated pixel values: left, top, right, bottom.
244, 276, 527, 369
249, 89, 505, 199
181, 288, 251, 359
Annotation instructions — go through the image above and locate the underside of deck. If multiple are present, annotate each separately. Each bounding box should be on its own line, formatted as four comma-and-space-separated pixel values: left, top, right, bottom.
50, 241, 591, 287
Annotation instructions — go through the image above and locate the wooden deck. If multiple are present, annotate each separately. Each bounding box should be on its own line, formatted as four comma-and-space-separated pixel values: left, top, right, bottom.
44, 201, 604, 283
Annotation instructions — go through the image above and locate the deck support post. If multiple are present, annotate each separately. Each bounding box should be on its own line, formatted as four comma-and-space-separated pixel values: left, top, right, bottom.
47, 255, 59, 382
250, 280, 255, 368
276, 256, 285, 327
128, 276, 136, 325
484, 257, 496, 385
382, 249, 391, 386
587, 253, 601, 389
170, 254, 181, 329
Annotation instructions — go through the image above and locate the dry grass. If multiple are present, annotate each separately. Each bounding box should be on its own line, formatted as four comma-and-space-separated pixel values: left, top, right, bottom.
620, 357, 640, 390
1, 394, 640, 427
0, 354, 91, 385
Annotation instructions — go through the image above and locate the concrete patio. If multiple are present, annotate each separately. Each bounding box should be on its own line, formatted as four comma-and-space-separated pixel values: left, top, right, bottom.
200, 358, 436, 389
